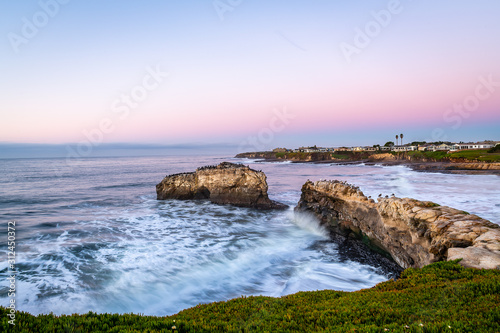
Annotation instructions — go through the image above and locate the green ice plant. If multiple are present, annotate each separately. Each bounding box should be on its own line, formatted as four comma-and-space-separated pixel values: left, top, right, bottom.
1, 260, 499, 332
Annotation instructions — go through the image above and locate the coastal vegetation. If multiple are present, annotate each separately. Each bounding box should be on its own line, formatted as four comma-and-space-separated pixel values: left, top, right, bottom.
330, 153, 351, 160
2, 261, 499, 332
239, 149, 500, 164
448, 149, 500, 162
488, 145, 500, 153
406, 151, 449, 160
401, 149, 500, 162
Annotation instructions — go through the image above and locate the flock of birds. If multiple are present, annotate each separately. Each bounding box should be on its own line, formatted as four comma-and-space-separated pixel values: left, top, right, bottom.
164, 162, 264, 178
163, 171, 195, 178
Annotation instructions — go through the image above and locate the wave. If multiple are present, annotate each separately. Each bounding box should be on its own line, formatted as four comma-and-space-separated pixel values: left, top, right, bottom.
289, 211, 329, 239
92, 182, 147, 190
4, 154, 499, 316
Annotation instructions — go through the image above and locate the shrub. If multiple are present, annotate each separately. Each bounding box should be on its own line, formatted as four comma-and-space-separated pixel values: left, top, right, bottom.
488, 145, 500, 153
407, 151, 448, 161
331, 153, 350, 160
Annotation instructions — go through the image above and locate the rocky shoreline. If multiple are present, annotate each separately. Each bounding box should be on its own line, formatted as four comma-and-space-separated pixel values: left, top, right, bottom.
235, 152, 500, 175
157, 161, 499, 271
295, 180, 500, 270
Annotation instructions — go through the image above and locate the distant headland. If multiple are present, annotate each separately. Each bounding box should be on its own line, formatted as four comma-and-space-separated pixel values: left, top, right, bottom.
236, 140, 500, 175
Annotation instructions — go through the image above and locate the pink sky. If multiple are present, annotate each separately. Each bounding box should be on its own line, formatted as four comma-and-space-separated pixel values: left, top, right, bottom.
1, 1, 499, 147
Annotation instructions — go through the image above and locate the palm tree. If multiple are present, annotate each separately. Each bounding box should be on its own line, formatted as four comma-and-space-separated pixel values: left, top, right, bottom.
400, 133, 404, 146
395, 135, 399, 146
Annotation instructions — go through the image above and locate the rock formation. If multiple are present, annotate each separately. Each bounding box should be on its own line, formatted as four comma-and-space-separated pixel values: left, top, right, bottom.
368, 153, 396, 161
295, 180, 500, 270
156, 162, 287, 209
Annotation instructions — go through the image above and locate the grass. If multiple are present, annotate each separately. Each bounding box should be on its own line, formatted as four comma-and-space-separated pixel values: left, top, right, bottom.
254, 149, 500, 163
407, 149, 500, 162
245, 148, 500, 163
407, 151, 449, 161
448, 149, 500, 162
285, 152, 309, 160
2, 261, 500, 332
331, 153, 350, 160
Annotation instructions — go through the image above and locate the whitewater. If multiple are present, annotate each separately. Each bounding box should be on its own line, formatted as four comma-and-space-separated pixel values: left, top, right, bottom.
1, 155, 499, 316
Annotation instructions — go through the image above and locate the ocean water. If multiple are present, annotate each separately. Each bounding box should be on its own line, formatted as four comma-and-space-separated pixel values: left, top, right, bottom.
1, 155, 499, 316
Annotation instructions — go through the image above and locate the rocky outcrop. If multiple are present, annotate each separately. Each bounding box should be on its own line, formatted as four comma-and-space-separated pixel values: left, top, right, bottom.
407, 162, 500, 175
437, 162, 500, 171
368, 153, 396, 161
236, 151, 335, 162
295, 180, 500, 270
156, 162, 287, 209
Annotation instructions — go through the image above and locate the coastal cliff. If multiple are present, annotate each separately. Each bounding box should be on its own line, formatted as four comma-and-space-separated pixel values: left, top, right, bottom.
236, 151, 500, 175
235, 151, 336, 162
156, 162, 287, 209
235, 151, 366, 162
295, 180, 500, 270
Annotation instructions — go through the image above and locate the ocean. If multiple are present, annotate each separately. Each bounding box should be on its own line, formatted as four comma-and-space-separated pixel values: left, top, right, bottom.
1, 154, 499, 316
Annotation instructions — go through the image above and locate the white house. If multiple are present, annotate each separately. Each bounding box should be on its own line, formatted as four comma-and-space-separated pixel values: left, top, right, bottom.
298, 147, 317, 153
454, 142, 494, 150
392, 145, 417, 152
297, 146, 332, 153
476, 142, 494, 149
418, 144, 432, 151
435, 144, 451, 151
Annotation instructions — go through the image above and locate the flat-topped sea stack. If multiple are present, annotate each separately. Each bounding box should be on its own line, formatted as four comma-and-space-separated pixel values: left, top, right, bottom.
295, 180, 500, 270
156, 162, 287, 210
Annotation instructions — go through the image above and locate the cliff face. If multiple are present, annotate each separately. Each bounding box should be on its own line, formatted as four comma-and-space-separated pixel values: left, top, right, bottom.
156, 162, 287, 209
368, 153, 397, 161
236, 152, 500, 175
438, 162, 500, 170
295, 180, 500, 270
235, 152, 335, 162
370, 154, 500, 170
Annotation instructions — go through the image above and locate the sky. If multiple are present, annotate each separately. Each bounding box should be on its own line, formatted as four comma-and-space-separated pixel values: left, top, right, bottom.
1, 0, 499, 155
